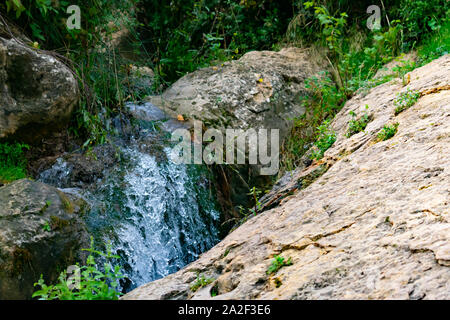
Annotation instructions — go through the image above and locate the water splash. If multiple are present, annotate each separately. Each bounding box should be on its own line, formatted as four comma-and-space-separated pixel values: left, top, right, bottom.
39, 142, 220, 293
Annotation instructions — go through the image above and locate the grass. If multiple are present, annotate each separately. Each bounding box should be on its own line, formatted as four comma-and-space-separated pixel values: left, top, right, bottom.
190, 273, 214, 292
416, 20, 450, 65
0, 143, 29, 184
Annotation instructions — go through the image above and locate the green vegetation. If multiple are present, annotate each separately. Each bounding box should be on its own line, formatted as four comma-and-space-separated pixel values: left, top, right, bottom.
394, 89, 421, 115
41, 222, 51, 232
136, 0, 294, 84
310, 120, 336, 160
0, 142, 29, 183
346, 105, 371, 138
32, 238, 124, 300
377, 123, 400, 141
280, 0, 449, 176
267, 255, 293, 275
190, 273, 214, 292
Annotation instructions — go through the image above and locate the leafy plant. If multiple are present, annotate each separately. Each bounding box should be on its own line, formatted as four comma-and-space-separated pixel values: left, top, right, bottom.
394, 88, 421, 115
32, 238, 124, 300
247, 186, 262, 214
190, 273, 214, 292
311, 119, 336, 160
136, 0, 294, 85
396, 0, 449, 50
266, 255, 292, 275
42, 222, 51, 232
346, 105, 371, 138
377, 123, 400, 141
0, 142, 30, 183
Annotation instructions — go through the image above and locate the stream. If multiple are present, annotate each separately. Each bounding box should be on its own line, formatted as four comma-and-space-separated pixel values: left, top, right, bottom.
38, 103, 221, 293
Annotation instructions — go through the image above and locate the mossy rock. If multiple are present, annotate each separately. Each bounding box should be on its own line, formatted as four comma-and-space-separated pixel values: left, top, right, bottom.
0, 179, 89, 300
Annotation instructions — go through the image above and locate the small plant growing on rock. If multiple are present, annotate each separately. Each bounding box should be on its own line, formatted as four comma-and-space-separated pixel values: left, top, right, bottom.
394, 88, 420, 115
311, 120, 336, 160
377, 123, 400, 141
267, 255, 293, 275
346, 105, 371, 138
42, 222, 51, 232
190, 273, 214, 292
32, 238, 124, 300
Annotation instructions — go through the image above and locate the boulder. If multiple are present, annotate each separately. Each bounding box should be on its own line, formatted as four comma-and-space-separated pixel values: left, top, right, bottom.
123, 54, 450, 300
0, 37, 79, 141
145, 48, 320, 140
0, 179, 89, 300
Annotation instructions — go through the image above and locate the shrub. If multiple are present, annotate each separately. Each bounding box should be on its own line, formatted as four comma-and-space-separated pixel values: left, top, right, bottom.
267, 255, 292, 275
190, 273, 214, 292
32, 238, 124, 300
394, 88, 421, 115
346, 105, 371, 138
396, 0, 450, 50
377, 123, 400, 141
136, 0, 295, 84
311, 120, 336, 160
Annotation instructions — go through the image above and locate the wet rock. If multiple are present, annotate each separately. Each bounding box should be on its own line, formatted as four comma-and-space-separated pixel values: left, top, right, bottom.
123, 55, 450, 300
0, 179, 89, 300
38, 144, 119, 189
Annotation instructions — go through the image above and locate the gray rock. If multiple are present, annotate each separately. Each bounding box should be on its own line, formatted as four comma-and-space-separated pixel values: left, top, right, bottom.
0, 37, 79, 140
145, 48, 320, 141
123, 54, 450, 300
0, 179, 89, 300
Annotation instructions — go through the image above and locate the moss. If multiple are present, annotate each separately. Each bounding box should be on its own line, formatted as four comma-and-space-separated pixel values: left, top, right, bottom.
50, 216, 69, 230
298, 164, 330, 190
57, 191, 74, 214
11, 247, 32, 276
38, 201, 51, 215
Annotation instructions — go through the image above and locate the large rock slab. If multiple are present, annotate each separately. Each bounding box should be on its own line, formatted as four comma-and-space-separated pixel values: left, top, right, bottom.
0, 37, 79, 140
145, 48, 320, 140
123, 54, 450, 300
0, 179, 89, 300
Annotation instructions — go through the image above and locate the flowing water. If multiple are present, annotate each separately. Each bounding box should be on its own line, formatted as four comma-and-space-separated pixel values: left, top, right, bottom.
39, 104, 221, 292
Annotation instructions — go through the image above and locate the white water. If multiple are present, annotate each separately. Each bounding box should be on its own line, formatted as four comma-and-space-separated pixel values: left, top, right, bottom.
39, 132, 220, 292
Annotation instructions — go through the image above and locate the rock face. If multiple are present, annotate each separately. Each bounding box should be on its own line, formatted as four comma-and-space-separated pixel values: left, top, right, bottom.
123, 54, 450, 300
0, 179, 89, 300
146, 48, 320, 140
0, 37, 79, 140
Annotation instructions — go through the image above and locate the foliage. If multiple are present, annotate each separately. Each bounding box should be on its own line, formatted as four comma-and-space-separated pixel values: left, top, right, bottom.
247, 186, 262, 214
32, 238, 124, 300
42, 221, 51, 232
395, 0, 449, 50
266, 255, 292, 275
310, 119, 336, 161
416, 20, 450, 65
394, 88, 420, 115
136, 0, 295, 85
377, 123, 399, 141
280, 72, 344, 172
190, 273, 214, 292
346, 105, 370, 138
0, 142, 29, 183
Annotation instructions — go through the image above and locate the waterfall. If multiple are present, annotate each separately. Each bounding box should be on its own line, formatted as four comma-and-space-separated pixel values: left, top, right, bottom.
38, 104, 221, 292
